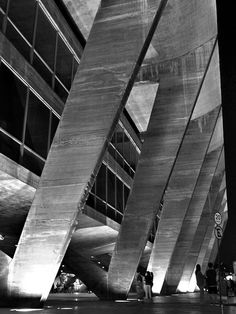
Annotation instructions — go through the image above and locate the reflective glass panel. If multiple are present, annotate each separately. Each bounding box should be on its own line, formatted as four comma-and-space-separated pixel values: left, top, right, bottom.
0, 130, 21, 163
8, 0, 36, 45
56, 36, 73, 90
0, 62, 27, 141
35, 6, 56, 71
24, 91, 50, 158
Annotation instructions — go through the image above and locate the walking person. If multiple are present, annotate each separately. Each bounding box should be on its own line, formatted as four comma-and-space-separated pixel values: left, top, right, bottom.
195, 264, 205, 302
205, 262, 218, 304
144, 271, 153, 300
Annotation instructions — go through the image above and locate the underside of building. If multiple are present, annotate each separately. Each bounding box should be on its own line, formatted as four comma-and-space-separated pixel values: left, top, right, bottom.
0, 0, 234, 307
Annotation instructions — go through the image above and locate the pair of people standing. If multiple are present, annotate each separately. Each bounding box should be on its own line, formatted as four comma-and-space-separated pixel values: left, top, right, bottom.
195, 262, 217, 303
136, 271, 154, 301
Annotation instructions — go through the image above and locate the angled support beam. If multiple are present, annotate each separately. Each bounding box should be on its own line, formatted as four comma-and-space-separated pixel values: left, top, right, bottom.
3, 0, 168, 306
108, 1, 218, 298
166, 112, 223, 293
149, 42, 221, 295
178, 152, 225, 289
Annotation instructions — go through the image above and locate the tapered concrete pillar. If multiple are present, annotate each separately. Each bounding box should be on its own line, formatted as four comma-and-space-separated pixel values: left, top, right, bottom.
3, 0, 168, 305
178, 153, 225, 290
0, 251, 11, 305
108, 0, 218, 298
164, 112, 223, 293
148, 43, 221, 295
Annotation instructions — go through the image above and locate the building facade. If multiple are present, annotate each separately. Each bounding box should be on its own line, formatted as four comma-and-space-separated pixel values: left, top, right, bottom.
0, 0, 230, 307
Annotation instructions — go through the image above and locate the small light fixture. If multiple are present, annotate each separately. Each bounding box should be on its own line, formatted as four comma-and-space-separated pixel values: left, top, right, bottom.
0, 234, 5, 240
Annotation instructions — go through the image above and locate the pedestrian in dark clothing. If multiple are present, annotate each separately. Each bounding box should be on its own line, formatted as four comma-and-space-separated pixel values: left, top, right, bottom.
195, 264, 205, 301
205, 262, 217, 304
144, 271, 153, 299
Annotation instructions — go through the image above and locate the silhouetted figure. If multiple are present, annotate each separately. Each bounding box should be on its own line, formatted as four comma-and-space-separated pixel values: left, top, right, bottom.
144, 271, 153, 299
205, 262, 217, 304
195, 264, 205, 301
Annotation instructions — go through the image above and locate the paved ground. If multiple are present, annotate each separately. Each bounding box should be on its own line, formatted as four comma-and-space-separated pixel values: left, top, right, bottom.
1, 292, 236, 314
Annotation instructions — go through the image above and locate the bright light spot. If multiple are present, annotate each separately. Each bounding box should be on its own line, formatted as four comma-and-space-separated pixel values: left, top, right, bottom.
59, 308, 73, 310
8, 262, 59, 301
177, 280, 189, 293
10, 309, 42, 312
177, 273, 196, 293
115, 300, 130, 303
152, 272, 166, 294
226, 275, 232, 280
188, 272, 197, 292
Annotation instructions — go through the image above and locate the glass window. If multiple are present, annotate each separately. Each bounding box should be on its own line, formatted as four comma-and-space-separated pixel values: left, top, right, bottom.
32, 53, 52, 86
8, 0, 36, 45
24, 91, 50, 158
116, 125, 124, 157
96, 163, 106, 201
0, 131, 21, 164
54, 78, 68, 103
35, 6, 56, 72
0, 62, 27, 141
107, 168, 115, 208
116, 178, 123, 213
95, 197, 106, 216
107, 204, 116, 221
22, 147, 44, 176
6, 20, 31, 62
87, 193, 95, 209
123, 132, 130, 163
56, 36, 73, 90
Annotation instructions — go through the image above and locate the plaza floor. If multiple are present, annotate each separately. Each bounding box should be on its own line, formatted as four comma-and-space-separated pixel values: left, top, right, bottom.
1, 292, 236, 314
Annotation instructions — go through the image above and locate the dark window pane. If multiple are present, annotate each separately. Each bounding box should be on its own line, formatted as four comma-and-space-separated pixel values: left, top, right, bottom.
8, 0, 36, 45
0, 63, 27, 141
116, 178, 123, 213
91, 180, 95, 194
123, 132, 130, 164
56, 36, 73, 90
54, 78, 68, 103
32, 53, 52, 86
96, 163, 106, 201
22, 148, 44, 176
95, 197, 106, 216
0, 0, 7, 11
0, 131, 21, 163
50, 113, 59, 146
86, 193, 95, 209
107, 205, 116, 221
107, 168, 115, 208
35, 6, 56, 71
116, 125, 124, 156
24, 91, 50, 158
6, 21, 31, 62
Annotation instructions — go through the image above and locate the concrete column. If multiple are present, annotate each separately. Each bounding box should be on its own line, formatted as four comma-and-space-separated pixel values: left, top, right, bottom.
108, 0, 218, 298
3, 0, 167, 306
164, 113, 223, 293
178, 154, 225, 289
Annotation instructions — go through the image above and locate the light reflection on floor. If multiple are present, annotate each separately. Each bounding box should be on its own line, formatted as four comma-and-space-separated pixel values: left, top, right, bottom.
0, 293, 236, 314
